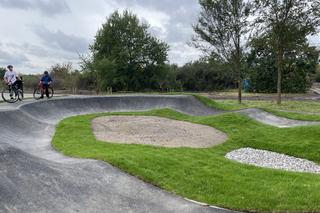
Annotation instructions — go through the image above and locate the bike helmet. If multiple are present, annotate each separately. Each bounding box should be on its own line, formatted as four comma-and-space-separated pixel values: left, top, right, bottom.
44, 71, 49, 75
7, 65, 13, 69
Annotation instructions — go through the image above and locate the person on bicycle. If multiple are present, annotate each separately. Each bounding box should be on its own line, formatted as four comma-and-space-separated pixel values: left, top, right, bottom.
40, 71, 52, 98
16, 73, 23, 91
3, 65, 20, 92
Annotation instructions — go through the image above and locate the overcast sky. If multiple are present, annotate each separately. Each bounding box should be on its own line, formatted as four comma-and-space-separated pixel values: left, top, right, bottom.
0, 0, 203, 74
1, 0, 319, 74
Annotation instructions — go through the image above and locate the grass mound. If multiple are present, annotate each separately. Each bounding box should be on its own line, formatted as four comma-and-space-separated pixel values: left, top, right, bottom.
53, 109, 320, 212
195, 95, 320, 121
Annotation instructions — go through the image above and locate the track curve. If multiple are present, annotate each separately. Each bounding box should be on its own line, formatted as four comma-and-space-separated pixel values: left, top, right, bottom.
0, 95, 234, 213
0, 95, 318, 212
238, 108, 320, 128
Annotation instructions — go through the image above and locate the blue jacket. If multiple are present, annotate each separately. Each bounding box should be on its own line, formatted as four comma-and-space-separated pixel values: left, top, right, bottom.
41, 75, 52, 85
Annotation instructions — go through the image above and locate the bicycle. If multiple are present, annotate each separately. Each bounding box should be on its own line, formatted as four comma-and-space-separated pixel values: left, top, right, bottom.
1, 83, 24, 103
33, 84, 54, 100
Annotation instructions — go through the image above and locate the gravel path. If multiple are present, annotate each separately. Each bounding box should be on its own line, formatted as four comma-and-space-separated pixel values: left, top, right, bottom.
226, 148, 320, 174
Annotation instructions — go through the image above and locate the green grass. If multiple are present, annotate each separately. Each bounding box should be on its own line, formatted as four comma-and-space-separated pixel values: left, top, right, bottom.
216, 99, 320, 113
263, 109, 320, 122
53, 109, 320, 212
195, 95, 320, 121
194, 95, 238, 110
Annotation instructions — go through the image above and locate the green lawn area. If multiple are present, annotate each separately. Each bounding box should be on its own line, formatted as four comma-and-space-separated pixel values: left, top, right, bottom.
195, 95, 320, 121
53, 109, 320, 212
217, 99, 320, 113
262, 109, 320, 122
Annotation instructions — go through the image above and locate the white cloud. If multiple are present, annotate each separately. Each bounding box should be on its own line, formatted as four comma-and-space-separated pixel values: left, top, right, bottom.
0, 49, 29, 65
0, 0, 71, 15
32, 25, 89, 53
0, 0, 202, 73
168, 42, 202, 65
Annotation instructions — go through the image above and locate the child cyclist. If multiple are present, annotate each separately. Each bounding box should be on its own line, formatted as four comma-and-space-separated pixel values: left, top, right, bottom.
40, 71, 53, 98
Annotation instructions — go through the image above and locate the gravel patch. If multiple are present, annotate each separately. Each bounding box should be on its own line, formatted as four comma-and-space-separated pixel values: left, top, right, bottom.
226, 148, 320, 174
92, 116, 228, 148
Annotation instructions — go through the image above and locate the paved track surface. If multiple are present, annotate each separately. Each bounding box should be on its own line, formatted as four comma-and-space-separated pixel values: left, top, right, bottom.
0, 95, 235, 213
0, 95, 318, 212
239, 108, 320, 128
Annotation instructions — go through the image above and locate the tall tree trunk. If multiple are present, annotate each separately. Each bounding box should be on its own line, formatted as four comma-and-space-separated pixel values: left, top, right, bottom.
238, 79, 242, 104
235, 32, 242, 104
236, 52, 242, 104
238, 70, 242, 104
276, 52, 283, 105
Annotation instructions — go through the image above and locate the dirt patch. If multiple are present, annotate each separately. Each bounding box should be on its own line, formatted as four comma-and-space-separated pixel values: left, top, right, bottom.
92, 116, 228, 148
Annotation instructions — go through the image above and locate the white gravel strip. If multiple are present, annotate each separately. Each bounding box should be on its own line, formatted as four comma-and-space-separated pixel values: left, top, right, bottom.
226, 148, 320, 174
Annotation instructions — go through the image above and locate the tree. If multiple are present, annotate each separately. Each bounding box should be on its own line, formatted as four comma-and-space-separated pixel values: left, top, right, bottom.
0, 67, 5, 90
316, 65, 320, 83
49, 62, 81, 92
94, 58, 117, 92
79, 55, 99, 93
247, 35, 319, 93
90, 10, 169, 91
145, 64, 180, 92
177, 59, 235, 91
254, 0, 320, 104
193, 0, 252, 103
21, 74, 41, 90
0, 67, 5, 78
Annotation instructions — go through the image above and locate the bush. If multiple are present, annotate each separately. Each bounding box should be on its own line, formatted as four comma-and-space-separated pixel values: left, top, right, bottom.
177, 60, 235, 91
22, 75, 40, 90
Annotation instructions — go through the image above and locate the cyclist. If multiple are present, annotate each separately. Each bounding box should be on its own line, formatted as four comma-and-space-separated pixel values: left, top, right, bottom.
3, 65, 20, 98
39, 71, 52, 98
16, 73, 23, 91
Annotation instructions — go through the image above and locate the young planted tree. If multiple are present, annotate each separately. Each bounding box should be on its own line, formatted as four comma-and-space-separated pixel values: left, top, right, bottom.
193, 0, 252, 103
254, 0, 320, 104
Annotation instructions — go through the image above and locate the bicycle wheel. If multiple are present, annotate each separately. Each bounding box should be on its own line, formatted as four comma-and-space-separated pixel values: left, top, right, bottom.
47, 86, 54, 99
1, 88, 19, 103
17, 89, 24, 101
33, 87, 42, 100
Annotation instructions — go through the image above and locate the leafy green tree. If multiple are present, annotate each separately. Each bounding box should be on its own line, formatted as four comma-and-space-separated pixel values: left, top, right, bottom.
177, 59, 235, 91
316, 65, 320, 83
21, 74, 41, 90
69, 70, 81, 94
144, 64, 180, 92
49, 62, 73, 90
76, 71, 97, 93
90, 10, 169, 92
254, 0, 320, 103
0, 67, 5, 90
94, 58, 117, 92
247, 35, 319, 93
49, 62, 82, 93
193, 0, 252, 103
0, 67, 5, 79
79, 55, 99, 93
